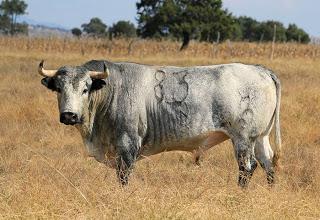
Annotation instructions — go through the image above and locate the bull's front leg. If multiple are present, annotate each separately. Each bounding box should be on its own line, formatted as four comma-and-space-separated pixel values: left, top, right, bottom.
115, 132, 140, 185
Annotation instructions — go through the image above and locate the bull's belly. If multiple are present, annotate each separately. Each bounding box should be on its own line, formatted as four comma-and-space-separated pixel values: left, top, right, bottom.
140, 130, 229, 156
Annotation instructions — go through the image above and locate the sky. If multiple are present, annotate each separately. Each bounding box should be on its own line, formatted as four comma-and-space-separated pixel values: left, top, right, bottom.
23, 0, 319, 36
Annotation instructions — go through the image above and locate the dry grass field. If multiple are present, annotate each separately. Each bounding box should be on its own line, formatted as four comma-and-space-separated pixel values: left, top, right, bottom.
0, 37, 319, 219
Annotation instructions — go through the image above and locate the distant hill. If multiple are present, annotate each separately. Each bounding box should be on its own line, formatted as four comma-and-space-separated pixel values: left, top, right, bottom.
28, 24, 72, 38
310, 36, 320, 44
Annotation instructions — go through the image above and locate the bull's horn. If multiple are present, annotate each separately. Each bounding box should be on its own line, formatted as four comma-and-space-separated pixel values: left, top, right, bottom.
38, 60, 57, 77
88, 63, 110, 79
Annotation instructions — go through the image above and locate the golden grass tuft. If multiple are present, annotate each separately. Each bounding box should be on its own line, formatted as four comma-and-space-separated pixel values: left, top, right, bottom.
0, 37, 319, 219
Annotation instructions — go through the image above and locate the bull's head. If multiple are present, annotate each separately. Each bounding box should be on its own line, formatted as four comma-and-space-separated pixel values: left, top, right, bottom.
39, 60, 109, 125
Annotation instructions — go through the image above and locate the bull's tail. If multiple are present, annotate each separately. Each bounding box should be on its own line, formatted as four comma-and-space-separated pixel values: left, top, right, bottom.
270, 73, 282, 168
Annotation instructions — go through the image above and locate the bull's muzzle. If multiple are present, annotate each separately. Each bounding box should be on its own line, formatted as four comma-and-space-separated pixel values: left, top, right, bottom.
60, 112, 80, 125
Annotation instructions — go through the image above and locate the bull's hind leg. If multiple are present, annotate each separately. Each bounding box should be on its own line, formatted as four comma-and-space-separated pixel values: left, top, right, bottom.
255, 135, 275, 185
231, 136, 258, 188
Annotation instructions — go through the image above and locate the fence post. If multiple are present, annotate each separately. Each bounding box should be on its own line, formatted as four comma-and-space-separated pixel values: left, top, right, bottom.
212, 31, 220, 58
216, 31, 220, 44
128, 38, 137, 55
270, 24, 277, 60
227, 39, 233, 57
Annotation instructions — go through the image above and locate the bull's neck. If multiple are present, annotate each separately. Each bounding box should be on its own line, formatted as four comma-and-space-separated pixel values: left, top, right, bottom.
76, 83, 113, 141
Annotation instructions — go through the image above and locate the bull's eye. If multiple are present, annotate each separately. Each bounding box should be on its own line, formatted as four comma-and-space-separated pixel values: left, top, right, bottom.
83, 89, 88, 94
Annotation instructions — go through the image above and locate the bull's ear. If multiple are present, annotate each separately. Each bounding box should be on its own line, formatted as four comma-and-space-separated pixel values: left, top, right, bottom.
90, 79, 106, 92
41, 77, 57, 91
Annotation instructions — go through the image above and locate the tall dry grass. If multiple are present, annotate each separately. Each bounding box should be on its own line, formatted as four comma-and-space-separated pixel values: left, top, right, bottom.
0, 37, 319, 219
0, 36, 320, 59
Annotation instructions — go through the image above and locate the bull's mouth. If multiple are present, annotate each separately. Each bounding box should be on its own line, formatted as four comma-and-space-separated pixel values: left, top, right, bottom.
60, 120, 80, 125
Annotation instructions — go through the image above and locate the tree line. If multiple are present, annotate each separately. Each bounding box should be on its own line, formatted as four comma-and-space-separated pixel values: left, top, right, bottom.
71, 18, 137, 39
135, 0, 310, 49
0, 0, 311, 50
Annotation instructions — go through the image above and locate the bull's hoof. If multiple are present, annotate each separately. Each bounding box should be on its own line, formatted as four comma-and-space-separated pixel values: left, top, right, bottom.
194, 155, 202, 166
267, 170, 275, 185
119, 176, 129, 186
238, 172, 250, 188
238, 160, 257, 188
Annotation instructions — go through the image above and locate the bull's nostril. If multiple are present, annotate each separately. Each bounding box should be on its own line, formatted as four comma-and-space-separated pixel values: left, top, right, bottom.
60, 112, 78, 125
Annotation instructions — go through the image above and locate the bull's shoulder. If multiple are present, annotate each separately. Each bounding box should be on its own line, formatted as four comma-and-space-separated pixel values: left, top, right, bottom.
82, 60, 115, 71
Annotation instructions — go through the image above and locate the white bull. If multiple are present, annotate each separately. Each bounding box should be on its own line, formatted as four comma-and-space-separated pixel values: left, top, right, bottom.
39, 60, 281, 187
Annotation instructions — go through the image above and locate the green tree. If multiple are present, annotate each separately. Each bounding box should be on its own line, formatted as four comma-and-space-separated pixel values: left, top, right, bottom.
109, 20, 136, 38
255, 21, 287, 42
0, 14, 10, 33
230, 22, 243, 41
14, 21, 27, 34
71, 27, 82, 38
0, 0, 27, 35
235, 18, 310, 43
198, 8, 237, 43
81, 17, 107, 37
137, 0, 235, 50
286, 23, 310, 43
236, 16, 260, 41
